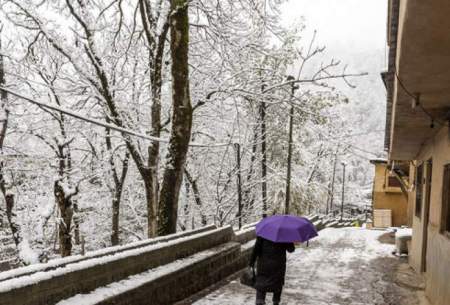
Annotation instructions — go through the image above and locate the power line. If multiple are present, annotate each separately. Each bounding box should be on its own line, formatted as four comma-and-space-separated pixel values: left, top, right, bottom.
1, 87, 230, 148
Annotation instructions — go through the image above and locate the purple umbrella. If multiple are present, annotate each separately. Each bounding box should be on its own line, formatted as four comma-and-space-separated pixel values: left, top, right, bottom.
256, 215, 318, 243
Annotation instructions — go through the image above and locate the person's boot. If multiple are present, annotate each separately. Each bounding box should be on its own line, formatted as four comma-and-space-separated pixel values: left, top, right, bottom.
256, 290, 266, 305
272, 291, 281, 305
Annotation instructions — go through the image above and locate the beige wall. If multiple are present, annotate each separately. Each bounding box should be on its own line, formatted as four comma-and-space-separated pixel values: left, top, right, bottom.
409, 126, 450, 305
372, 163, 408, 227
407, 164, 416, 227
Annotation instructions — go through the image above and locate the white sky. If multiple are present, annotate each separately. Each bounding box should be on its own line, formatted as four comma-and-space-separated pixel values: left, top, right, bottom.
281, 0, 388, 55
281, 0, 389, 156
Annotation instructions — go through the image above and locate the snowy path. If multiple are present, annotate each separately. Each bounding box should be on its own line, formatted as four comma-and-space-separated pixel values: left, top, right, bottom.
192, 228, 421, 305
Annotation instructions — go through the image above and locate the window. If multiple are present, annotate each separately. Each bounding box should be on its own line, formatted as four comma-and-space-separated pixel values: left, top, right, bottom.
441, 164, 450, 235
415, 164, 424, 218
388, 176, 402, 188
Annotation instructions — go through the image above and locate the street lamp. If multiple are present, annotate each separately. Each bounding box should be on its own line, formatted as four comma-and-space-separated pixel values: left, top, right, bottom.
234, 143, 243, 229
285, 75, 299, 215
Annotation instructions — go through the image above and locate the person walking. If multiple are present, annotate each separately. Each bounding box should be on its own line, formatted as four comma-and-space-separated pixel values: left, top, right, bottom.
249, 215, 318, 305
249, 236, 295, 305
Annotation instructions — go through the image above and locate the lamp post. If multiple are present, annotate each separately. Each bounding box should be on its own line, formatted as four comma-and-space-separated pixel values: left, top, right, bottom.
260, 82, 267, 218
340, 162, 347, 222
285, 76, 299, 215
234, 143, 243, 229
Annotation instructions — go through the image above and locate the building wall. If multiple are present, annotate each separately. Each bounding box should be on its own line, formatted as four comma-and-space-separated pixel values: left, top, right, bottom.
409, 126, 450, 305
372, 163, 408, 227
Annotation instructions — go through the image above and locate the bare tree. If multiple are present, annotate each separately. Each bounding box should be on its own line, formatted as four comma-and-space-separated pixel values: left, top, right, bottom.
157, 0, 192, 235
105, 123, 130, 246
138, 0, 171, 236
0, 27, 20, 246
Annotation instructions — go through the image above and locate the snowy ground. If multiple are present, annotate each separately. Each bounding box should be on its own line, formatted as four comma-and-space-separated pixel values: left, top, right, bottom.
190, 228, 423, 305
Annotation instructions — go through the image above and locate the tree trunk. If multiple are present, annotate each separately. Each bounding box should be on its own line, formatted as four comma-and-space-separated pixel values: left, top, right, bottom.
54, 140, 78, 257
138, 0, 171, 238
5, 193, 20, 246
111, 155, 128, 246
105, 122, 130, 245
111, 195, 120, 246
54, 181, 73, 257
184, 168, 206, 226
73, 201, 80, 245
146, 32, 167, 236
0, 31, 19, 246
243, 125, 258, 214
158, 0, 192, 235
143, 172, 157, 236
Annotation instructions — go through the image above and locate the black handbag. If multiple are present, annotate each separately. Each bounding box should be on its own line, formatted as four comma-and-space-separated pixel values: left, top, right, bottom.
240, 266, 256, 288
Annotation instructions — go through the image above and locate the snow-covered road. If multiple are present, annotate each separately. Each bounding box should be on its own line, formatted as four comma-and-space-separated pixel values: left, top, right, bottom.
192, 227, 422, 305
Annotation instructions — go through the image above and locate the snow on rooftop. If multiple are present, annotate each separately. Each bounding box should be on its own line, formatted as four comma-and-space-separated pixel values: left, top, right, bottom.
370, 158, 388, 164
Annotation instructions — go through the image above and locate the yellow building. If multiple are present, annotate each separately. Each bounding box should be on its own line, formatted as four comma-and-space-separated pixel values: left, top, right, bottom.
384, 1, 450, 305
370, 159, 408, 227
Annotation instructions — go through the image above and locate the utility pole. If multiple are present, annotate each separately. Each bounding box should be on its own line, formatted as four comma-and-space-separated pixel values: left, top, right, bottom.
327, 149, 339, 215
340, 162, 346, 222
285, 76, 299, 215
260, 83, 267, 218
234, 143, 243, 229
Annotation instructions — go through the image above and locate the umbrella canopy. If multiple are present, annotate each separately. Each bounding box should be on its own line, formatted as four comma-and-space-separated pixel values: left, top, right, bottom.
256, 215, 318, 243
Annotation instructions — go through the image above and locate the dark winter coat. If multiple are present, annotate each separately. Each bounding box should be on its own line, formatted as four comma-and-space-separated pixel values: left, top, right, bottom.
249, 236, 295, 292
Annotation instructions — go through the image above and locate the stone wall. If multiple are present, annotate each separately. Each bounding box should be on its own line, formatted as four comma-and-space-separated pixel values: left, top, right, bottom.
0, 225, 216, 282
0, 226, 234, 305
97, 242, 244, 305
94, 231, 256, 305
233, 227, 256, 244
